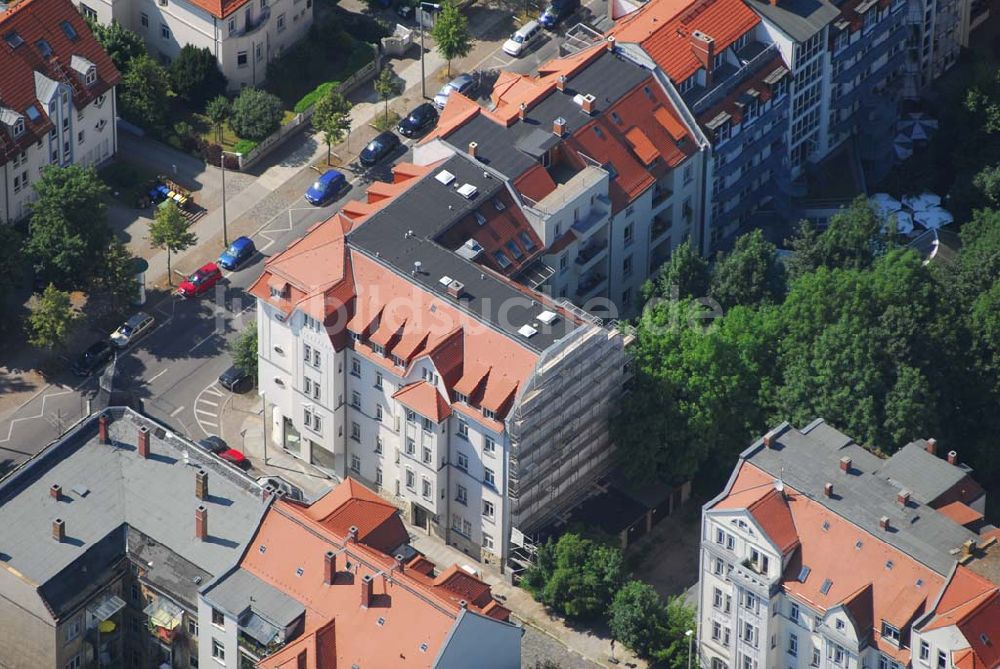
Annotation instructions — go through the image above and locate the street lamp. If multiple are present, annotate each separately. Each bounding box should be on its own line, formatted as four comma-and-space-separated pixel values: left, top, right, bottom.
219, 151, 232, 248
685, 629, 694, 669
418, 2, 442, 99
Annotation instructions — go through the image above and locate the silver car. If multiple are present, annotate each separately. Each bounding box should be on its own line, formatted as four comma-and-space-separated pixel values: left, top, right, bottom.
433, 73, 476, 109
110, 312, 155, 349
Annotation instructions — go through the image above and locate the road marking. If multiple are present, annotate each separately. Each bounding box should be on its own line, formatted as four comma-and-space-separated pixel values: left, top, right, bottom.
199, 399, 219, 407
170, 406, 186, 417
195, 408, 217, 416
147, 369, 168, 383
189, 333, 217, 353
193, 381, 226, 438
0, 388, 74, 444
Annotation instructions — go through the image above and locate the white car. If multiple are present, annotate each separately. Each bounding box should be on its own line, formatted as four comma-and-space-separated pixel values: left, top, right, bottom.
503, 20, 541, 57
110, 312, 155, 349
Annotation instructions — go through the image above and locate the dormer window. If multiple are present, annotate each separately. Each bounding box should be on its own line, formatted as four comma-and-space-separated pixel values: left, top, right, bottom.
85, 67, 97, 86
678, 75, 695, 94
12, 117, 24, 137
880, 621, 900, 645
483, 408, 496, 420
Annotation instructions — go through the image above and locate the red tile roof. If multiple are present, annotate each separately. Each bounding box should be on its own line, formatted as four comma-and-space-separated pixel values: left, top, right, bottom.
746, 487, 800, 554
624, 127, 660, 166
0, 0, 121, 163
185, 0, 253, 19
393, 381, 453, 423
937, 501, 985, 528
923, 567, 1000, 669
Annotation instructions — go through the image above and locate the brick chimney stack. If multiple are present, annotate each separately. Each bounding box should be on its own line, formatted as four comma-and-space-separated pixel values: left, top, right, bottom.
839, 456, 852, 473
606, 35, 616, 52
348, 525, 359, 543
468, 141, 478, 158
824, 482, 833, 498
580, 94, 595, 115
948, 450, 958, 465
98, 414, 109, 444
556, 75, 567, 92
553, 117, 566, 136
689, 31, 716, 86
50, 484, 62, 500
925, 438, 937, 455
52, 518, 65, 542
897, 490, 910, 507
879, 516, 891, 531
395, 553, 406, 573
195, 505, 208, 540
324, 551, 336, 585
196, 469, 208, 501
519, 103, 527, 121
361, 574, 373, 608
138, 425, 150, 459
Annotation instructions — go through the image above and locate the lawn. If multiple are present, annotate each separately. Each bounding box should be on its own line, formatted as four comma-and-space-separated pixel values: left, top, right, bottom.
100, 161, 160, 208
265, 36, 375, 113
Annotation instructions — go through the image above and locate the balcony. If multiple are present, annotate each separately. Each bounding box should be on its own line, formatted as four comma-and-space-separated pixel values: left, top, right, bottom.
239, 7, 271, 36
650, 213, 672, 243
570, 201, 610, 239
652, 183, 673, 208
691, 42, 781, 115
575, 238, 608, 271
576, 271, 608, 299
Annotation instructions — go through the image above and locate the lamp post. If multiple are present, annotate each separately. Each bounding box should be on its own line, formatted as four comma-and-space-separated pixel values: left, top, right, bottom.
418, 2, 441, 99
685, 629, 694, 669
219, 151, 231, 248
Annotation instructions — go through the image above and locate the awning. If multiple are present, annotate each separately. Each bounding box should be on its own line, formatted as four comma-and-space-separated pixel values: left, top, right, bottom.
762, 66, 789, 85
242, 612, 280, 646
704, 111, 731, 131
143, 598, 184, 631
88, 594, 126, 622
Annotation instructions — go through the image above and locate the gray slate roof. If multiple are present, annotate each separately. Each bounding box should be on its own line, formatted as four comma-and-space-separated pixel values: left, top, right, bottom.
743, 420, 978, 575
746, 0, 840, 42
0, 409, 265, 615
879, 442, 975, 505
203, 567, 304, 628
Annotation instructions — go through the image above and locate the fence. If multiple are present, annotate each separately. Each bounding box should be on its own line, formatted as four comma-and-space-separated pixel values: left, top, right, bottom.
236, 51, 380, 171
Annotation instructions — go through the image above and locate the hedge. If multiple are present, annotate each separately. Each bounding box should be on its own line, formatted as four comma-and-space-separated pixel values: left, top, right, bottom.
232, 138, 260, 155
293, 81, 338, 114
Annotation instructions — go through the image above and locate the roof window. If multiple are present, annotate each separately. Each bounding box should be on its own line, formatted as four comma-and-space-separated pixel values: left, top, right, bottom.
885, 560, 893, 570
61, 21, 79, 41
259, 545, 267, 553
492, 197, 505, 211
506, 240, 523, 260
36, 39, 52, 59
518, 231, 536, 251
610, 111, 622, 125
821, 521, 830, 532
295, 567, 304, 577
537, 310, 558, 325
457, 183, 478, 199
643, 85, 653, 99
420, 643, 429, 652
594, 126, 604, 139
518, 324, 538, 338
820, 578, 833, 595
25, 105, 40, 122
493, 250, 511, 269
474, 211, 487, 226
797, 565, 811, 582
4, 30, 23, 48
435, 170, 456, 185
854, 540, 862, 550
377, 617, 385, 626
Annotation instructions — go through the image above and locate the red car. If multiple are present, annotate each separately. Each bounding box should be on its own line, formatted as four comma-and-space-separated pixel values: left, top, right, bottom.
178, 263, 223, 297
218, 448, 251, 470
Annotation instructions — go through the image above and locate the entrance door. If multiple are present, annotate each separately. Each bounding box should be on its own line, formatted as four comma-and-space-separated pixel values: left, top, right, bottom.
412, 504, 428, 531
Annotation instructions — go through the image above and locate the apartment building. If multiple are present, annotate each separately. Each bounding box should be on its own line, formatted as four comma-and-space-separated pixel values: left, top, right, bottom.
79, 0, 312, 89
0, 408, 266, 669
431, 42, 706, 317
249, 144, 629, 572
199, 478, 520, 668
697, 419, 1000, 669
0, 0, 119, 223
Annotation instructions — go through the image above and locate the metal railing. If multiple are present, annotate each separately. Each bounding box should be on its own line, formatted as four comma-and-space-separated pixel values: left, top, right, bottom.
691, 43, 782, 114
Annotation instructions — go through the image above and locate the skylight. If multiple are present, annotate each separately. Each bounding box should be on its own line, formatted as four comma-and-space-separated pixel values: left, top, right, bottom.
4, 31, 23, 48
537, 310, 558, 325
474, 211, 487, 225
492, 197, 505, 211
518, 324, 538, 338
457, 183, 478, 199
820, 579, 833, 595
493, 250, 511, 269
36, 39, 52, 58
435, 170, 455, 185
25, 105, 40, 121
518, 231, 536, 251
60, 20, 79, 41
506, 240, 523, 259
797, 566, 811, 582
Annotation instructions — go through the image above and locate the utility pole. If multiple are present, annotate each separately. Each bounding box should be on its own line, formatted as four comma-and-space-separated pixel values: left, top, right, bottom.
220, 152, 230, 248
686, 629, 694, 669
419, 3, 441, 99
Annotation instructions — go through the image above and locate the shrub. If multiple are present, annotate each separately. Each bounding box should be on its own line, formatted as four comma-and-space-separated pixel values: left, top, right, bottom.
229, 88, 284, 141
294, 81, 337, 114
522, 533, 625, 620
231, 138, 259, 155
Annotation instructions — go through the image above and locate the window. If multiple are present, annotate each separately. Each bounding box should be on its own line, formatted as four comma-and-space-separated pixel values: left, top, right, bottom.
160, 24, 170, 39
375, 404, 383, 421
622, 254, 632, 278
277, 12, 285, 30
713, 557, 724, 575
712, 621, 722, 641
405, 469, 415, 489
351, 358, 361, 376
713, 587, 723, 609
715, 528, 725, 544
484, 467, 495, 488
140, 12, 149, 27
211, 638, 225, 660
835, 618, 845, 630
743, 622, 756, 645
405, 437, 415, 455
483, 532, 494, 550
790, 602, 800, 623
375, 372, 383, 388
79, 3, 96, 18
422, 446, 432, 464
483, 499, 494, 519
228, 17, 236, 33
678, 75, 695, 94
304, 344, 312, 362
788, 633, 798, 657
351, 391, 360, 408
483, 408, 496, 420
812, 649, 821, 667
375, 435, 383, 454
744, 592, 756, 611
65, 656, 81, 669
406, 409, 416, 423
423, 417, 434, 432
375, 466, 383, 486
237, 51, 248, 67
457, 452, 468, 471
65, 616, 81, 642
483, 436, 496, 456
313, 349, 320, 369
919, 641, 929, 661
881, 621, 900, 645
622, 288, 632, 307
304, 378, 313, 396
312, 382, 320, 401
726, 533, 735, 550
313, 415, 322, 434
559, 254, 568, 272
256, 43, 263, 61
422, 478, 431, 498
350, 421, 360, 441
351, 454, 361, 473
938, 651, 947, 669
188, 619, 198, 636
85, 68, 96, 86
456, 485, 467, 505
12, 117, 24, 137
212, 608, 224, 628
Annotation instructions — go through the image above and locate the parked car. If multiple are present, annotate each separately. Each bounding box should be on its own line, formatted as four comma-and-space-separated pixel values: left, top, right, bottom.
398, 102, 439, 137
218, 365, 253, 393
178, 262, 223, 297
197, 436, 228, 454
257, 475, 305, 501
305, 169, 347, 206
217, 236, 257, 270
359, 131, 401, 167
433, 73, 477, 109
71, 340, 114, 377
538, 0, 580, 28
218, 448, 251, 470
110, 312, 155, 349
503, 20, 542, 57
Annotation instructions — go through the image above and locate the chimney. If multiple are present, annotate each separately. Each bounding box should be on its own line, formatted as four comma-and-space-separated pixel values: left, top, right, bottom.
606, 35, 616, 52
459, 599, 468, 609
50, 484, 62, 500
518, 102, 527, 121
361, 574, 373, 608
196, 469, 208, 501
580, 94, 595, 115
348, 525, 359, 543
98, 414, 109, 444
879, 516, 891, 531
556, 75, 567, 92
553, 116, 566, 136
261, 484, 274, 502
839, 456, 852, 473
897, 490, 911, 506
467, 141, 478, 158
324, 550, 336, 585
823, 482, 833, 498
925, 438, 937, 455
195, 505, 208, 540
763, 429, 778, 448
689, 31, 716, 86
948, 450, 958, 465
52, 518, 65, 542
961, 539, 976, 560
138, 425, 150, 459
395, 553, 406, 573
447, 280, 464, 298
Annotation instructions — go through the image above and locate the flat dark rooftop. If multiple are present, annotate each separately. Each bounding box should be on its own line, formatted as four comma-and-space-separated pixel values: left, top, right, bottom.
347, 153, 581, 352
746, 0, 840, 42
445, 49, 652, 179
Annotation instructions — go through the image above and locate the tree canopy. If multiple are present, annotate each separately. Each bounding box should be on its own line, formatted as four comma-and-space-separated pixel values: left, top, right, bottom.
27, 284, 75, 351
87, 20, 145, 75
312, 85, 353, 164
431, 0, 472, 77
148, 201, 197, 285
710, 229, 784, 308
230, 88, 284, 141
521, 533, 624, 620
170, 45, 227, 107
119, 54, 171, 131
229, 326, 259, 379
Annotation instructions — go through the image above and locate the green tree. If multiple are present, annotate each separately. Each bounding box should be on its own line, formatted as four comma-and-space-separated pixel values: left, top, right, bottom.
608, 581, 669, 658
119, 54, 171, 131
431, 0, 472, 77
91, 240, 138, 316
650, 239, 709, 301
230, 87, 284, 141
87, 20, 145, 74
970, 280, 1000, 397
26, 165, 112, 289
170, 45, 227, 107
26, 284, 75, 351
0, 225, 25, 298
710, 229, 785, 308
148, 201, 197, 286
973, 164, 1000, 207
374, 66, 402, 124
229, 325, 259, 379
784, 196, 885, 280
205, 95, 232, 144
313, 86, 353, 164
654, 597, 698, 669
522, 533, 624, 620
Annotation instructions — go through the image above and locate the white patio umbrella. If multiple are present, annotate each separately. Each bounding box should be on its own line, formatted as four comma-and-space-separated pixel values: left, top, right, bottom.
914, 207, 954, 230
870, 193, 903, 218
894, 143, 913, 160
891, 210, 914, 235
903, 192, 942, 212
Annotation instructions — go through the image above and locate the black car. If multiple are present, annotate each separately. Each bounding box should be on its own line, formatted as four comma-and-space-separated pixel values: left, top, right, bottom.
398, 103, 439, 138
359, 131, 401, 167
197, 435, 228, 454
219, 365, 253, 393
539, 0, 580, 28
72, 340, 114, 377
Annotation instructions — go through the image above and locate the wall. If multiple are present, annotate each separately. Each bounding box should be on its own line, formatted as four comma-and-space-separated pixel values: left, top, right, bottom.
0, 572, 57, 669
